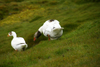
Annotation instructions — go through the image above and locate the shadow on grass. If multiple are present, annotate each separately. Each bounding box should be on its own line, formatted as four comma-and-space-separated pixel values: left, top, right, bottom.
63, 23, 79, 34
29, 16, 42, 23
26, 33, 47, 48
26, 23, 79, 48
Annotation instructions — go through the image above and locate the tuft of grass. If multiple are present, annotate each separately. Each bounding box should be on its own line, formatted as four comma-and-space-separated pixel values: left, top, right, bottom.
29, 16, 42, 23
71, 0, 100, 4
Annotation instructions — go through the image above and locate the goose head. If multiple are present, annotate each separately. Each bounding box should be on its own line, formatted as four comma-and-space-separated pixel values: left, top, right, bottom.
34, 31, 41, 41
8, 31, 17, 37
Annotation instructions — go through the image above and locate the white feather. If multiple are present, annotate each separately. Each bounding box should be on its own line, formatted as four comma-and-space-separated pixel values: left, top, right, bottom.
38, 20, 64, 40
8, 31, 28, 51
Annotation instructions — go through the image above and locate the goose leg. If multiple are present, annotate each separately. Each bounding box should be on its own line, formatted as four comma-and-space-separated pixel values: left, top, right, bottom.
47, 34, 50, 41
15, 49, 18, 51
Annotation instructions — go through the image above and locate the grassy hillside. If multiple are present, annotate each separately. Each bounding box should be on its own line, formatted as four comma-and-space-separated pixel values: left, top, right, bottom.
0, 0, 100, 67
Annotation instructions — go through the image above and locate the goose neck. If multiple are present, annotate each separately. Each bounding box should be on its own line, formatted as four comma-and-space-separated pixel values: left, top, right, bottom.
13, 34, 17, 38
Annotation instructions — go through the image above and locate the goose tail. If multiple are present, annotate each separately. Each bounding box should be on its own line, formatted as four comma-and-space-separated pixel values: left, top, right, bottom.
53, 27, 64, 32
21, 44, 28, 51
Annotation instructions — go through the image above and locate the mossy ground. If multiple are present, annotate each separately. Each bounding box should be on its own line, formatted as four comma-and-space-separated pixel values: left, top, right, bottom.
0, 0, 100, 67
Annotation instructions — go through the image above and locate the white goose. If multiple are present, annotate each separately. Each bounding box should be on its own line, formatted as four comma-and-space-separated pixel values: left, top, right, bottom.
34, 19, 64, 41
8, 31, 28, 51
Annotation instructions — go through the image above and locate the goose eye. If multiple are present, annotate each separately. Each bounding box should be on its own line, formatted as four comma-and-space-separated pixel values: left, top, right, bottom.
9, 32, 12, 35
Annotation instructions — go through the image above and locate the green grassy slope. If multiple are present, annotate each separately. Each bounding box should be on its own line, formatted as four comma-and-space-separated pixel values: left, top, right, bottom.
0, 0, 100, 67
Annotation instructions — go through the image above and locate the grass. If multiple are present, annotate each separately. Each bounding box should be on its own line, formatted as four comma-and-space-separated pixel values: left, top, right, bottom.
0, 0, 100, 67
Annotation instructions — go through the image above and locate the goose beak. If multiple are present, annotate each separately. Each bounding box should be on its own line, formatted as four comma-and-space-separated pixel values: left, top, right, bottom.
7, 34, 9, 37
34, 37, 36, 41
